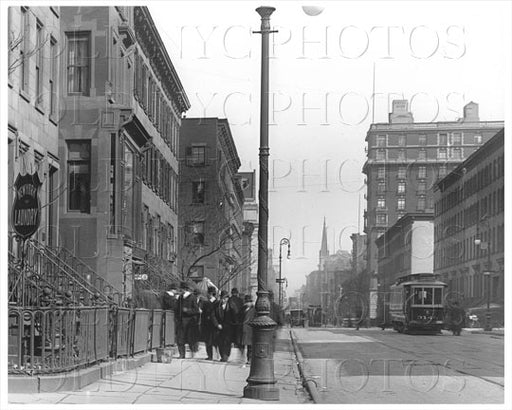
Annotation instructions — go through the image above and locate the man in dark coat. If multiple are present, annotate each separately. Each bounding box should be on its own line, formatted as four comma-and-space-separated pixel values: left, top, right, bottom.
162, 283, 179, 311
212, 290, 236, 362
228, 288, 244, 349
176, 281, 200, 358
446, 301, 466, 336
241, 294, 255, 364
199, 286, 217, 360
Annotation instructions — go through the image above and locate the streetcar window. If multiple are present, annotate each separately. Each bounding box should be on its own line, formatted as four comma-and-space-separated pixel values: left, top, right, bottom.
434, 288, 442, 304
413, 288, 423, 304
424, 288, 433, 305
412, 287, 434, 305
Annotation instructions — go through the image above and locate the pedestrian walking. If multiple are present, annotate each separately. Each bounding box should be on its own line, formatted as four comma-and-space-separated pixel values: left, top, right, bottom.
241, 294, 255, 364
446, 300, 466, 336
228, 288, 244, 350
199, 286, 217, 360
176, 281, 200, 358
212, 290, 235, 362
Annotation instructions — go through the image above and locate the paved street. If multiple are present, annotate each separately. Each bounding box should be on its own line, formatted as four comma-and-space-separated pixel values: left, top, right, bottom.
292, 326, 504, 404
8, 329, 311, 405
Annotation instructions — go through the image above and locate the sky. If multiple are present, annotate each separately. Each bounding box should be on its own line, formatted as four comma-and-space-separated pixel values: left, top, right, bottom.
149, 1, 510, 295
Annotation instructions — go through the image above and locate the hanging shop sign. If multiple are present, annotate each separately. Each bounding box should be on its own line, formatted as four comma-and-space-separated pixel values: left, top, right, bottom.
11, 172, 42, 239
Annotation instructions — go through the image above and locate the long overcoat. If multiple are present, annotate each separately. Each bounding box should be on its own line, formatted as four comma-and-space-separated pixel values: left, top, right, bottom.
176, 292, 200, 346
241, 303, 255, 346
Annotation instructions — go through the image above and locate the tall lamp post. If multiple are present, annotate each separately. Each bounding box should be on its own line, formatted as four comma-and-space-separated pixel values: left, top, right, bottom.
277, 238, 290, 308
474, 222, 493, 332
243, 6, 279, 401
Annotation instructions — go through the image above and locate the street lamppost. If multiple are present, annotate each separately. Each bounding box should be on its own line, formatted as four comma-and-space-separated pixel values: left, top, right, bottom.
243, 6, 279, 401
277, 238, 290, 308
474, 224, 493, 332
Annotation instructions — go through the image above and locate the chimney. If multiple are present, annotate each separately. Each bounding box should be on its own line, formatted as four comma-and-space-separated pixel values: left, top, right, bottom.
463, 102, 479, 121
389, 100, 414, 124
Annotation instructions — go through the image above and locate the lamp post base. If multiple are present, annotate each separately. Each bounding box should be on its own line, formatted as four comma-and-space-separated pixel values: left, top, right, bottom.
243, 291, 280, 401
484, 312, 492, 332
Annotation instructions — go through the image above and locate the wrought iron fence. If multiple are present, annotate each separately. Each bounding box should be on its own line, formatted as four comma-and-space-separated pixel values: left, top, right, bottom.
8, 306, 175, 375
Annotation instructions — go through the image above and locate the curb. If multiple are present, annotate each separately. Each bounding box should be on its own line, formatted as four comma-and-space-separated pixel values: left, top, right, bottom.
8, 352, 152, 394
289, 329, 321, 404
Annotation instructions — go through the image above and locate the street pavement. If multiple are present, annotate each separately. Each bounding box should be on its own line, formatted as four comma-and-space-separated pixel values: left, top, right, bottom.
8, 328, 311, 405
291, 326, 505, 404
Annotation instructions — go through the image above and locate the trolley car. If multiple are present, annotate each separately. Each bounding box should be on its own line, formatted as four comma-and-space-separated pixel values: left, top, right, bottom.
387, 273, 447, 334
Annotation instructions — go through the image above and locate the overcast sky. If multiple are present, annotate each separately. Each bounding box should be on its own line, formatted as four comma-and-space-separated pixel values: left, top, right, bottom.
151, 1, 509, 295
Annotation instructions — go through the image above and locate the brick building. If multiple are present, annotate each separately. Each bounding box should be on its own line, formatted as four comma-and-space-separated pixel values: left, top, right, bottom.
58, 6, 190, 297
8, 6, 62, 249
363, 100, 504, 317
434, 129, 504, 323
178, 118, 244, 290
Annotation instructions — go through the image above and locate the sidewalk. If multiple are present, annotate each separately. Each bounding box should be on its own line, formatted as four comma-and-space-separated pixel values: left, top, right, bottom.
8, 329, 311, 405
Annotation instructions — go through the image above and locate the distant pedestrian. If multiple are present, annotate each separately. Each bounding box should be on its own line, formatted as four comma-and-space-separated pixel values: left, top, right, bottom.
212, 290, 235, 362
228, 288, 244, 349
199, 286, 217, 360
176, 281, 200, 358
241, 294, 255, 364
446, 301, 465, 336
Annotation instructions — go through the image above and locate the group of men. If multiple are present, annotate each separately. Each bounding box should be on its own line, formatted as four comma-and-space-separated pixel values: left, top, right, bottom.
164, 282, 282, 363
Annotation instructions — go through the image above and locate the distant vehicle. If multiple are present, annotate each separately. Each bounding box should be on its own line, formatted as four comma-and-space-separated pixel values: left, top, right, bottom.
385, 273, 447, 334
307, 305, 323, 327
290, 309, 305, 327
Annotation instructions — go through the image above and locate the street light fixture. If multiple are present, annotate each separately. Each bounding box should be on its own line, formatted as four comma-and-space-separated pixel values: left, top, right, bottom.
243, 6, 279, 401
277, 238, 291, 308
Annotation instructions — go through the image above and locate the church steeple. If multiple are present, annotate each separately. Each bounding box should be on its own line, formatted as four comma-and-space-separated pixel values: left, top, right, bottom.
319, 217, 329, 271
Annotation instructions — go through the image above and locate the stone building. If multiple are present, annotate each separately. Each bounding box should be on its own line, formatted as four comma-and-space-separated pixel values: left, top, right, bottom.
58, 6, 190, 297
178, 118, 244, 290
8, 6, 62, 249
434, 128, 504, 323
363, 100, 503, 318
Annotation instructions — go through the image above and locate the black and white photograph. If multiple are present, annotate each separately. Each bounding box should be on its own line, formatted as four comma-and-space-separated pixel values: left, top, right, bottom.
2, 1, 510, 408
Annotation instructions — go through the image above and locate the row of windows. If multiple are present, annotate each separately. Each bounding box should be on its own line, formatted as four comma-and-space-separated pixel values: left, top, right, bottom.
142, 145, 178, 212
374, 132, 481, 147
436, 224, 504, 269
376, 179, 428, 195
436, 185, 505, 219
141, 207, 176, 260
374, 147, 465, 161
134, 50, 179, 155
445, 274, 501, 300
10, 8, 59, 118
376, 165, 450, 181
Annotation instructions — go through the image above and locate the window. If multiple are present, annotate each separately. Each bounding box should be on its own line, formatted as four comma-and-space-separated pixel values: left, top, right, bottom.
398, 135, 406, 146
20, 7, 30, 92
397, 181, 406, 194
439, 165, 447, 178
188, 146, 206, 166
123, 143, 136, 237
376, 149, 386, 160
192, 180, 205, 204
49, 37, 57, 117
397, 197, 405, 210
453, 147, 462, 159
474, 135, 482, 144
376, 214, 387, 226
188, 221, 205, 245
452, 133, 462, 145
168, 224, 175, 255
377, 197, 386, 209
67, 141, 91, 213
35, 20, 44, 106
376, 135, 386, 147
413, 287, 434, 305
418, 149, 426, 160
377, 167, 386, 179
417, 196, 426, 211
418, 166, 427, 179
398, 149, 406, 160
397, 167, 406, 179
109, 134, 117, 233
67, 32, 90, 94
419, 135, 427, 146
417, 181, 426, 193
377, 181, 386, 193
439, 133, 448, 145
438, 148, 447, 159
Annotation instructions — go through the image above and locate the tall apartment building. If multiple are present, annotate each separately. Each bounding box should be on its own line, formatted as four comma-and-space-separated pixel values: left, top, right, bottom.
8, 6, 62, 249
58, 6, 190, 297
178, 118, 244, 290
434, 129, 504, 323
363, 100, 504, 298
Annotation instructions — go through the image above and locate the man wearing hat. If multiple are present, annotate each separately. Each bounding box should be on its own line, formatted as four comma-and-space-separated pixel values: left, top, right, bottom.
176, 281, 200, 358
241, 294, 255, 364
228, 288, 244, 350
199, 286, 217, 360
211, 290, 235, 362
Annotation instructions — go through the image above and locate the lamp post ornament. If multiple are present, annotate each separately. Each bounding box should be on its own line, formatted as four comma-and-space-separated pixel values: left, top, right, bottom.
243, 6, 279, 401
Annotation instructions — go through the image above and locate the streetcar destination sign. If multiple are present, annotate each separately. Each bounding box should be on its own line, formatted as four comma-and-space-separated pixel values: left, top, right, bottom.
12, 172, 42, 239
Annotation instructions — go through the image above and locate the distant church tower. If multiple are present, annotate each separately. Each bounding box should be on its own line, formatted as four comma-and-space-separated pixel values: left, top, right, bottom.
319, 217, 329, 271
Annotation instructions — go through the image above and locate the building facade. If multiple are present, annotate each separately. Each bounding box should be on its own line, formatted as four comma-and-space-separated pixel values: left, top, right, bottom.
58, 6, 189, 297
8, 6, 62, 249
178, 118, 244, 290
434, 129, 504, 322
363, 100, 504, 317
